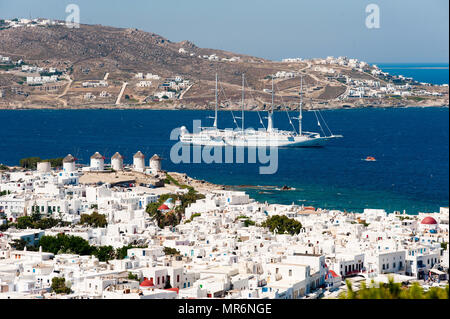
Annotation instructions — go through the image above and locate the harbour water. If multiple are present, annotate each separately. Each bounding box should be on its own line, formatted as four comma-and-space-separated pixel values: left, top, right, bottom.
0, 107, 448, 214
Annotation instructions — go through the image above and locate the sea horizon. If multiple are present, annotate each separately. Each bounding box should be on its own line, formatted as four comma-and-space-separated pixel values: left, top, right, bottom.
374, 62, 449, 85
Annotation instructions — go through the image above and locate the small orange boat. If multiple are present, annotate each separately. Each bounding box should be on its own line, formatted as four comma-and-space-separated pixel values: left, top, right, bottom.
364, 156, 376, 162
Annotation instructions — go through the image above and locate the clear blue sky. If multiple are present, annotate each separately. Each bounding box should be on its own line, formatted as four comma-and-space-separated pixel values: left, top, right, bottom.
1, 0, 448, 63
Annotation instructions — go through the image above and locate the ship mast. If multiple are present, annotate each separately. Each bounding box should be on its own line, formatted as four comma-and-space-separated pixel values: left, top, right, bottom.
299, 75, 303, 136
267, 76, 274, 132
242, 73, 245, 134
213, 73, 218, 128
272, 76, 274, 109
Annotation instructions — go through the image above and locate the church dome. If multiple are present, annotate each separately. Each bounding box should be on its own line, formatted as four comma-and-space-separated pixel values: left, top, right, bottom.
421, 216, 437, 225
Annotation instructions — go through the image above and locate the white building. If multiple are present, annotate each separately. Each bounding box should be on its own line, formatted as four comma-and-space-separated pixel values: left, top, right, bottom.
58, 154, 79, 185
133, 151, 145, 172
90, 152, 105, 171
111, 152, 124, 171
149, 154, 162, 175
137, 81, 152, 88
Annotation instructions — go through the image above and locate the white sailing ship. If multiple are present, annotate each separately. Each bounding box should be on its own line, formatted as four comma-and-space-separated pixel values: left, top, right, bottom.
180, 73, 342, 147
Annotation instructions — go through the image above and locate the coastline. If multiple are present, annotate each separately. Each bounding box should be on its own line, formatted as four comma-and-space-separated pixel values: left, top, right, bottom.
0, 99, 448, 111
165, 171, 448, 216
3, 165, 444, 216
0, 107, 447, 215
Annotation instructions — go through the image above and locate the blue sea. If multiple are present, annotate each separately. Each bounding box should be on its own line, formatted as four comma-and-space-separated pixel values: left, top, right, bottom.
376, 63, 449, 85
0, 107, 448, 214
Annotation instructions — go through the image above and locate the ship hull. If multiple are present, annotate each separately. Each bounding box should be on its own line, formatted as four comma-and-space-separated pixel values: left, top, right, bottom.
180, 132, 342, 148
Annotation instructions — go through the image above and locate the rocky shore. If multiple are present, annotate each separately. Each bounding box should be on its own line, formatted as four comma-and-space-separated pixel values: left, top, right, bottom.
0, 97, 448, 111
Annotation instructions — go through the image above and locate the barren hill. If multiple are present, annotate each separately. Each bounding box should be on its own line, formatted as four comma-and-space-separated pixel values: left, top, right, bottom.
0, 23, 266, 82
0, 22, 447, 110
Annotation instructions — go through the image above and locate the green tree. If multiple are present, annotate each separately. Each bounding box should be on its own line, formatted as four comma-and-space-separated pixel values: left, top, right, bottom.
31, 207, 41, 222
261, 215, 303, 235
94, 245, 115, 262
146, 202, 164, 228
19, 157, 63, 169
80, 211, 107, 228
16, 216, 34, 229
165, 212, 178, 226
0, 222, 10, 231
115, 245, 133, 260
46, 158, 63, 168
10, 239, 28, 250
15, 212, 59, 230
145, 186, 205, 229
115, 244, 147, 259
35, 218, 59, 229
51, 277, 72, 294
185, 213, 201, 224
243, 219, 256, 227
19, 157, 41, 169
39, 233, 95, 255
128, 272, 139, 281
163, 247, 180, 256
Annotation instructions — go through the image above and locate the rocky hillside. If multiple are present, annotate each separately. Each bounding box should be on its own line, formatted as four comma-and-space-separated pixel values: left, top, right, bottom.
0, 22, 447, 110
0, 23, 266, 83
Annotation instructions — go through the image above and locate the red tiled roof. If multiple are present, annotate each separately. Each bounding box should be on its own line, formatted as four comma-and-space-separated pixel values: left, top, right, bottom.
421, 216, 437, 225
140, 278, 154, 287
326, 270, 340, 279
158, 204, 170, 211
166, 288, 179, 294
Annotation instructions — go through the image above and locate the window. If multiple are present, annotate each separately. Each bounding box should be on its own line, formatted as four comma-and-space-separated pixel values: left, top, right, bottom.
275, 268, 279, 274
177, 275, 180, 283
289, 270, 292, 277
